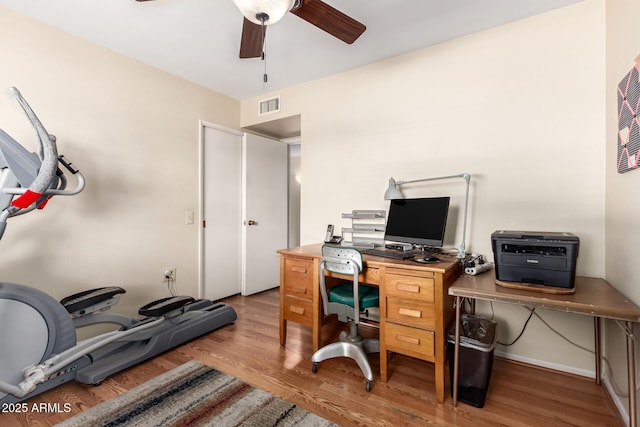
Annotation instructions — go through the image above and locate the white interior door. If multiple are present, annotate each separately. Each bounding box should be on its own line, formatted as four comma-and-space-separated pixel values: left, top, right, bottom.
202, 125, 242, 301
242, 133, 288, 295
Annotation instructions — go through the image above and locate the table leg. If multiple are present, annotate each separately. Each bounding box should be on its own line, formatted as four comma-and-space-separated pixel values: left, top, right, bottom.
452, 295, 461, 406
312, 312, 321, 352
615, 319, 638, 427
380, 347, 388, 382
626, 321, 637, 427
279, 317, 287, 346
594, 316, 600, 385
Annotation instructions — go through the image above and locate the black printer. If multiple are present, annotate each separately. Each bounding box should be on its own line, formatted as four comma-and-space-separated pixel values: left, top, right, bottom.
491, 231, 580, 289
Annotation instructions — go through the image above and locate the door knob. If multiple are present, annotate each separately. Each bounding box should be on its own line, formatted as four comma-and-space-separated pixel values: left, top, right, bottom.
246, 220, 257, 226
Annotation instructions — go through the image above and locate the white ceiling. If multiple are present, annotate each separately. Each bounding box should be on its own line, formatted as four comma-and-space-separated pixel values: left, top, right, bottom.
0, 0, 580, 101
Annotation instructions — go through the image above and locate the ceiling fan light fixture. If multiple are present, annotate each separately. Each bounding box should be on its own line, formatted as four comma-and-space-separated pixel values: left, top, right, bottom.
232, 0, 296, 26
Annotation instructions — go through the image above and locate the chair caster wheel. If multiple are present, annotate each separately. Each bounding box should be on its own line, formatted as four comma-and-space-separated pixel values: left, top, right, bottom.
312, 363, 318, 373
366, 380, 372, 392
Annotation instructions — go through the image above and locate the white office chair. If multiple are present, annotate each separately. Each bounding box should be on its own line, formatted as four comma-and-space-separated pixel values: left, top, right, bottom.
311, 245, 380, 391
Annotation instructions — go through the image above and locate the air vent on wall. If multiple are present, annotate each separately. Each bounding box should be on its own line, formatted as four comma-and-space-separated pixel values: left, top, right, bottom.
259, 96, 280, 115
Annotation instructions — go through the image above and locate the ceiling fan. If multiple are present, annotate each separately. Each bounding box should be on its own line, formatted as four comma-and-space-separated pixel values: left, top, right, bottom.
135, 0, 366, 59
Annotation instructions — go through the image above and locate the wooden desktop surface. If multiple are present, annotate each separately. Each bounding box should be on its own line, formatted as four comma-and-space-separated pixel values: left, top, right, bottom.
450, 273, 640, 321
278, 243, 455, 275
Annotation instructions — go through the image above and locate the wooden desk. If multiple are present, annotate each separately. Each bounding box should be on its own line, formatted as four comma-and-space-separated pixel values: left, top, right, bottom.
278, 243, 461, 403
449, 273, 640, 426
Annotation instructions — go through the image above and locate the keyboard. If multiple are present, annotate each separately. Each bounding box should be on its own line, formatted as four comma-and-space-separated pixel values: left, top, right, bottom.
361, 247, 417, 260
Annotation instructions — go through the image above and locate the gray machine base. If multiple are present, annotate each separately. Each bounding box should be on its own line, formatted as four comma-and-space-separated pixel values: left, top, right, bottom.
0, 357, 92, 404
76, 302, 237, 385
0, 299, 236, 404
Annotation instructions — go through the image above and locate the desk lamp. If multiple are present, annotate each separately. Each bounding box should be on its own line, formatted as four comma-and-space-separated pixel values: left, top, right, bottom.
384, 173, 471, 259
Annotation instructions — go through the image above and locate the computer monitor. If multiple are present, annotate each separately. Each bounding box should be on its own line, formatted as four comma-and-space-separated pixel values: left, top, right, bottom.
384, 197, 450, 248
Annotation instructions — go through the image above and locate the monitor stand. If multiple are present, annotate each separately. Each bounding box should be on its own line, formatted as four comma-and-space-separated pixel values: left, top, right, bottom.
414, 248, 441, 264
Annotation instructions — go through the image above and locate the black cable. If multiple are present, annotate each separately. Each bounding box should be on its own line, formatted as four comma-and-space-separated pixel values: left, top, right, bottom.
497, 306, 535, 346
166, 276, 176, 297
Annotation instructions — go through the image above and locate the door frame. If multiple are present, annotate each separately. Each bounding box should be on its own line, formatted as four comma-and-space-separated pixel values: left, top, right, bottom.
241, 133, 289, 296
198, 120, 245, 299
199, 121, 292, 299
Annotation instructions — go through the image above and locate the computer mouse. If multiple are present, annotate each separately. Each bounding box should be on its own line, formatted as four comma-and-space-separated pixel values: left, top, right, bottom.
423, 256, 440, 262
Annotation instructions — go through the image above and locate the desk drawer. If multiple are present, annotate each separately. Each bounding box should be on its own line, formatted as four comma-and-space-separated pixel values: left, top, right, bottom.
282, 297, 313, 325
384, 323, 435, 361
283, 258, 314, 299
385, 273, 434, 302
386, 297, 436, 329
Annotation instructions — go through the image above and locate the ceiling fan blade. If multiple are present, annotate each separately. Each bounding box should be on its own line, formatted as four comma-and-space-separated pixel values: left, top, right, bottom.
290, 0, 366, 44
239, 18, 265, 59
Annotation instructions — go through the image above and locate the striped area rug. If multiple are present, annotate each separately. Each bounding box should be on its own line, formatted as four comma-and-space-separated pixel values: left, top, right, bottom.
57, 360, 338, 427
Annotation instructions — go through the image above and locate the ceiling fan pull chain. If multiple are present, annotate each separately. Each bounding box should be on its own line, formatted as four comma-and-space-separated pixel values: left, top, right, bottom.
261, 18, 268, 83
263, 51, 268, 83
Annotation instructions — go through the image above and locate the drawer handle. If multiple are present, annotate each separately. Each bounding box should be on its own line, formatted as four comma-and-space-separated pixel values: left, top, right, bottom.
397, 283, 420, 293
291, 266, 308, 274
289, 305, 305, 315
290, 286, 308, 295
396, 334, 420, 345
398, 308, 422, 318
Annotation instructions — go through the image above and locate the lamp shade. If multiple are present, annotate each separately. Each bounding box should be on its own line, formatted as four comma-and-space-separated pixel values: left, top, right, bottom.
384, 177, 404, 200
232, 0, 296, 25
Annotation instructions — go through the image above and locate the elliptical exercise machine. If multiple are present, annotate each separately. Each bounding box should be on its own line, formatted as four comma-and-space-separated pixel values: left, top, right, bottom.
0, 87, 237, 404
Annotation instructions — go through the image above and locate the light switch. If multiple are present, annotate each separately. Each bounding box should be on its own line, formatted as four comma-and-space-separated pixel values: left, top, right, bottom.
185, 210, 194, 225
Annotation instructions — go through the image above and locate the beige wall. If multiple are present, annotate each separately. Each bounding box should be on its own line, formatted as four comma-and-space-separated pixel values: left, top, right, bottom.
0, 7, 240, 318
243, 0, 606, 376
605, 0, 640, 420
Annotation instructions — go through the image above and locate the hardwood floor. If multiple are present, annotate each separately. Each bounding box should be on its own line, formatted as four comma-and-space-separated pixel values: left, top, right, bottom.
2, 288, 624, 426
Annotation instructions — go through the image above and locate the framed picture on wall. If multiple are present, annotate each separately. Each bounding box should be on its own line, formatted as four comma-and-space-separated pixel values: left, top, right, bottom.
617, 55, 640, 173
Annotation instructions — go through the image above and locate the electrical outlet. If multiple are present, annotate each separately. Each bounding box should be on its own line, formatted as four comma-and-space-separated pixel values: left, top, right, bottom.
162, 267, 176, 283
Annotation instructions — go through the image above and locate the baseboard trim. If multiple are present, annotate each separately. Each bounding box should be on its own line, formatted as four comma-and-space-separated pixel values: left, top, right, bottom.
494, 350, 595, 378
494, 351, 629, 425
602, 375, 630, 426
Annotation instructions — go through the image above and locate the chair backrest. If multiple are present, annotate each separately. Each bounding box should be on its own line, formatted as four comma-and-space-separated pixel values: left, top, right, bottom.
319, 245, 365, 318
320, 245, 363, 276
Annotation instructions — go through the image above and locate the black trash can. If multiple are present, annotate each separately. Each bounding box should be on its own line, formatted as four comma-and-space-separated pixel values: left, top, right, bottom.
447, 314, 498, 408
